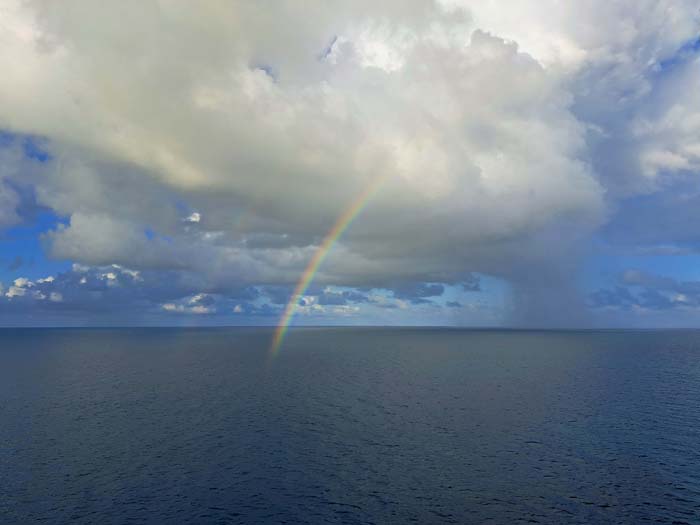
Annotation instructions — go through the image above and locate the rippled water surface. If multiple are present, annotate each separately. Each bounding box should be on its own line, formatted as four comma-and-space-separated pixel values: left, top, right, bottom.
2, 328, 700, 523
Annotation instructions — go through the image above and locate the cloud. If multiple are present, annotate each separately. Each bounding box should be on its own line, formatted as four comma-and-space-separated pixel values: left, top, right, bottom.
0, 137, 26, 229
0, 264, 262, 317
184, 212, 201, 223
461, 274, 481, 292
391, 282, 445, 305
317, 289, 370, 306
0, 1, 698, 325
591, 269, 700, 313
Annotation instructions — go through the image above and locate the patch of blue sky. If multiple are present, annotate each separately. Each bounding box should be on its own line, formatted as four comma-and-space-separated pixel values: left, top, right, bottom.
0, 210, 71, 283
656, 36, 700, 73
585, 250, 700, 291
0, 131, 67, 283
251, 63, 278, 81
0, 129, 52, 162
22, 135, 51, 162
440, 274, 507, 308
318, 35, 338, 61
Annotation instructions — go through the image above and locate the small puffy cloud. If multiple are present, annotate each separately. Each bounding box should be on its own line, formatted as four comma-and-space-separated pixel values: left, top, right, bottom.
161, 300, 213, 315
185, 212, 201, 223
6, 277, 33, 298
160, 292, 222, 315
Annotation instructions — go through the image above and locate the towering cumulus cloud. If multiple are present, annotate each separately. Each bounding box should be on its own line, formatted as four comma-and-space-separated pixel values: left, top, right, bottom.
0, 1, 699, 326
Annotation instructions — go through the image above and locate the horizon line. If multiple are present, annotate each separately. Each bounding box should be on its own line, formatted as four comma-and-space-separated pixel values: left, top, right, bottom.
1, 325, 699, 331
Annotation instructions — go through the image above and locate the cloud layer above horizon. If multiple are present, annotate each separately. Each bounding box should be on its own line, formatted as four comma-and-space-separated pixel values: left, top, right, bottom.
1, 0, 700, 327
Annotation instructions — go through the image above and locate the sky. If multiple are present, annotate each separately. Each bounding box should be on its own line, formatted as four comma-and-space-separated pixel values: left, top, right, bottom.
1, 0, 700, 328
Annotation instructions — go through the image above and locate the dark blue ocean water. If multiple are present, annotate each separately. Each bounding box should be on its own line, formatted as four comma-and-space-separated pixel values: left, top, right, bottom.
1, 328, 699, 524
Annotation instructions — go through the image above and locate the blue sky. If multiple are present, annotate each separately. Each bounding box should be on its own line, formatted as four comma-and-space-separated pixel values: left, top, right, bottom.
1, 1, 700, 327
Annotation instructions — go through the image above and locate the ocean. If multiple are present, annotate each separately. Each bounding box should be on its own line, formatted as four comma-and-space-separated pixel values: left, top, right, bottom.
2, 327, 699, 523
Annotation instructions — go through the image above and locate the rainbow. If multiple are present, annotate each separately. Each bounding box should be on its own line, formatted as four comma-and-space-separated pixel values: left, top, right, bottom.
269, 177, 385, 358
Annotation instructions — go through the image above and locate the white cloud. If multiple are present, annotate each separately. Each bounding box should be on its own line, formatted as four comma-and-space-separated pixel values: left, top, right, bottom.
161, 301, 212, 315
5, 276, 57, 301
633, 57, 700, 181
0, 142, 27, 230
0, 1, 698, 325
188, 293, 206, 304
6, 277, 32, 298
185, 212, 201, 223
